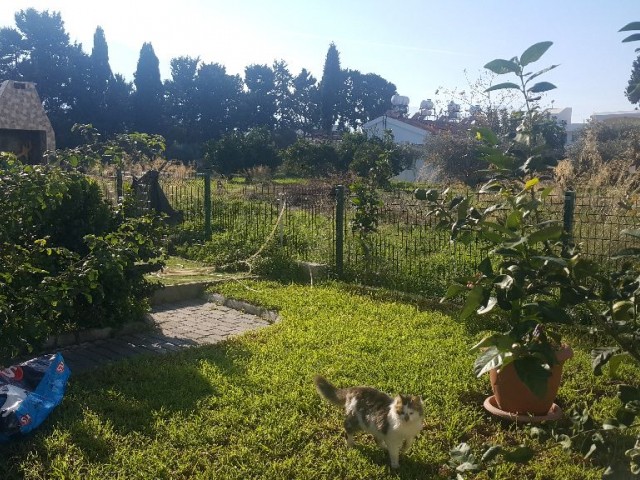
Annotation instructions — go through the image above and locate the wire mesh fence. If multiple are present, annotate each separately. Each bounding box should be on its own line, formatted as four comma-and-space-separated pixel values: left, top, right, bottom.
89, 171, 640, 295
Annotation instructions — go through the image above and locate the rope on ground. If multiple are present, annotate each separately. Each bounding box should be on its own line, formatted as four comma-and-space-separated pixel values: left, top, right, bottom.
215, 198, 287, 276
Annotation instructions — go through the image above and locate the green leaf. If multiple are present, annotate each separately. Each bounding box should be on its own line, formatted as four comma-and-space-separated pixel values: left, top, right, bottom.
484, 59, 520, 75
620, 22, 640, 32
609, 353, 633, 377
584, 443, 598, 460
477, 297, 497, 315
526, 64, 559, 83
477, 257, 493, 276
494, 274, 514, 290
528, 81, 557, 93
532, 256, 567, 267
461, 285, 485, 320
473, 346, 506, 377
481, 445, 503, 463
479, 180, 502, 193
591, 347, 619, 375
481, 229, 505, 243
503, 446, 535, 463
622, 33, 640, 43
541, 186, 554, 199
557, 434, 572, 450
619, 385, 640, 404
520, 41, 553, 66
513, 357, 551, 398
475, 127, 499, 145
506, 210, 522, 230
485, 82, 521, 93
441, 283, 467, 301
528, 225, 563, 244
616, 408, 636, 428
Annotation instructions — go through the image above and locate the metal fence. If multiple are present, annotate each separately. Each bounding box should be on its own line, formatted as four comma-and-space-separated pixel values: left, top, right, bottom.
90, 171, 640, 295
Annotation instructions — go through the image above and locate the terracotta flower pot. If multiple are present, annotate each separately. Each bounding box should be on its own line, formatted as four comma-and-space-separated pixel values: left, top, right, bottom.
489, 345, 573, 415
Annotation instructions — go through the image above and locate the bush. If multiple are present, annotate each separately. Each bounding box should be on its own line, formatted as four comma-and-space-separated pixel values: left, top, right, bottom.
204, 127, 280, 175
0, 158, 165, 361
279, 138, 339, 177
0, 162, 112, 252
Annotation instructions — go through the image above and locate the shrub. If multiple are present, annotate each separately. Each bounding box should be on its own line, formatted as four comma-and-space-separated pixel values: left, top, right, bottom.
0, 158, 165, 361
204, 127, 280, 175
0, 162, 112, 253
279, 138, 339, 177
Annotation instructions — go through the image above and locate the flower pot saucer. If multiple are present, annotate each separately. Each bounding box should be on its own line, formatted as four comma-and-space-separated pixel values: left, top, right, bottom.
483, 395, 563, 423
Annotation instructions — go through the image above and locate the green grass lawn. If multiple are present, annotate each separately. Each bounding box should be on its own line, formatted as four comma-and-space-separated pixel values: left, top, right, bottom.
0, 281, 636, 479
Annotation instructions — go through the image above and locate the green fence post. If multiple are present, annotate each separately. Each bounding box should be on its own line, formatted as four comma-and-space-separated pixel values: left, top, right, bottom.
563, 190, 576, 254
335, 185, 344, 278
204, 171, 212, 240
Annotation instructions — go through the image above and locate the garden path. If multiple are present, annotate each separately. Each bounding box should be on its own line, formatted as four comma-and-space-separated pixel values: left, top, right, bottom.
55, 299, 272, 374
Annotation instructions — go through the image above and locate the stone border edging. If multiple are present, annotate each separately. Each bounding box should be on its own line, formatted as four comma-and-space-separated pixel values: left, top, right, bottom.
205, 293, 280, 324
43, 318, 153, 350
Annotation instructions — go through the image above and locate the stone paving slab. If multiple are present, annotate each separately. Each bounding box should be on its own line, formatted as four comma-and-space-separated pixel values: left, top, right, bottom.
56, 299, 273, 374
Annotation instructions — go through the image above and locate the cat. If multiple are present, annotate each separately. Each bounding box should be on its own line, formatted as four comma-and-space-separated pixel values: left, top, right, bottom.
313, 375, 424, 469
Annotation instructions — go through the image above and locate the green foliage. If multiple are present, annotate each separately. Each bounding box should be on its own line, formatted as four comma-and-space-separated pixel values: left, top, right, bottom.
415, 41, 570, 398
343, 131, 416, 187
204, 127, 280, 176
338, 70, 397, 130
279, 138, 339, 177
132, 42, 164, 135
0, 158, 165, 360
620, 22, 640, 104
320, 42, 342, 133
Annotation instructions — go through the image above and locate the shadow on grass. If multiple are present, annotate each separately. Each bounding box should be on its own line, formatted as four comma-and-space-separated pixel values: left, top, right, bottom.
354, 442, 440, 479
0, 337, 256, 473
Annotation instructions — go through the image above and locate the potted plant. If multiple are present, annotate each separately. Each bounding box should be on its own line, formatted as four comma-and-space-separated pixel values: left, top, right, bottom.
415, 42, 577, 417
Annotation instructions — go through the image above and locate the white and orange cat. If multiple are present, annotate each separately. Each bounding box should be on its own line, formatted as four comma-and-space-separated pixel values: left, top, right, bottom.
314, 375, 424, 469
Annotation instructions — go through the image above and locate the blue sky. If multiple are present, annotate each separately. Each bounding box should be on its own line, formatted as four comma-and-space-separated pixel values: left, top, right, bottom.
1, 0, 639, 123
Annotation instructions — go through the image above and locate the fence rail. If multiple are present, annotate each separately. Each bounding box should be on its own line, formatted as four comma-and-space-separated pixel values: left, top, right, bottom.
90, 171, 640, 295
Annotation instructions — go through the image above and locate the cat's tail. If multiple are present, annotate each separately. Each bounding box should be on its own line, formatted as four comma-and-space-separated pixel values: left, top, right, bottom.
313, 375, 346, 406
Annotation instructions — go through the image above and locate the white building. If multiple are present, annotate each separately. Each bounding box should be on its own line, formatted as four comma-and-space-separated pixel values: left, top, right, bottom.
363, 114, 432, 182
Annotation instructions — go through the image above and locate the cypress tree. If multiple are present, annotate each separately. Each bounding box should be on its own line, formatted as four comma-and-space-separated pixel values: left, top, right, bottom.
319, 42, 342, 134
132, 42, 164, 134
88, 26, 113, 131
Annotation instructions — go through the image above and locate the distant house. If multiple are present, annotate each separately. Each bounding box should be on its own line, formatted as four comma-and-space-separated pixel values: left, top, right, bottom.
363, 114, 433, 182
363, 112, 467, 182
547, 107, 583, 146
0, 80, 55, 163
363, 114, 431, 145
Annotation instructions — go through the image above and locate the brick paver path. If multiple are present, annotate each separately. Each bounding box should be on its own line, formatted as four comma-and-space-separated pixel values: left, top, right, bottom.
58, 299, 272, 374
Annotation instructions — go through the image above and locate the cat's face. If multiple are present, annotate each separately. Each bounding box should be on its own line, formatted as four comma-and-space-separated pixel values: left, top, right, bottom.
394, 395, 424, 422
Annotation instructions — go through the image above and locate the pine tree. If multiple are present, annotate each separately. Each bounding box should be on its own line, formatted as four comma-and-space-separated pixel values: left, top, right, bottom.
626, 55, 640, 105
132, 42, 164, 134
319, 43, 342, 134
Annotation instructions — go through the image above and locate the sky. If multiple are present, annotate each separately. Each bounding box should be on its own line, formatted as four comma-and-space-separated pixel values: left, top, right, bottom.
1, 0, 639, 124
